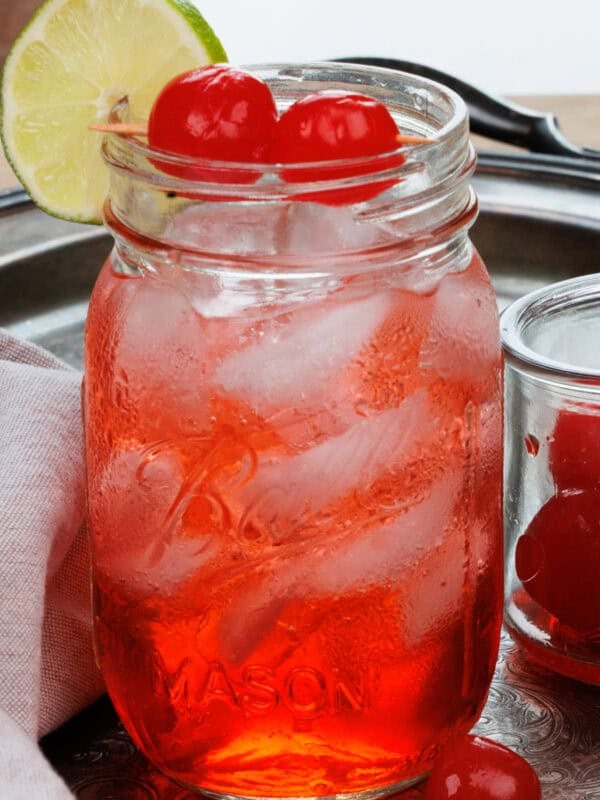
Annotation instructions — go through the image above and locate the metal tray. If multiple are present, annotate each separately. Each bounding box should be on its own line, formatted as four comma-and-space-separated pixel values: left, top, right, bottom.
2, 157, 600, 799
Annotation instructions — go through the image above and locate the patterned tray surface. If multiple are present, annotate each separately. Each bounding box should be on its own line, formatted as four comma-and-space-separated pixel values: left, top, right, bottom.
42, 630, 600, 800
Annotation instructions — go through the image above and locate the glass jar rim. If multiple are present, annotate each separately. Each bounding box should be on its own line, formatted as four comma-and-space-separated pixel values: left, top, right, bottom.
102, 60, 472, 199
501, 273, 600, 381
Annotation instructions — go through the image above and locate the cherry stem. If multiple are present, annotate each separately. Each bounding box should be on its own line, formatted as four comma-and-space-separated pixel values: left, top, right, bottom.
89, 122, 147, 135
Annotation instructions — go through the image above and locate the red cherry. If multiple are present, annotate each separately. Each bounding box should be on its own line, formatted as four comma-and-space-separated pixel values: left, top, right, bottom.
515, 488, 600, 632
147, 65, 278, 183
423, 735, 541, 800
549, 407, 600, 491
274, 91, 404, 204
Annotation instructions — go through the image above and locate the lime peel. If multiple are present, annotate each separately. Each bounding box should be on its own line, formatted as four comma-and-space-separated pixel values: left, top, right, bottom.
0, 0, 227, 224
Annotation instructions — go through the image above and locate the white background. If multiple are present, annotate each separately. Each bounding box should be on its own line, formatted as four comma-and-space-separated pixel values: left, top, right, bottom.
193, 0, 600, 96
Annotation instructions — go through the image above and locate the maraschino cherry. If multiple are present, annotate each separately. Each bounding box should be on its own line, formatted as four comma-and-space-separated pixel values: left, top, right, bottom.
549, 407, 600, 491
147, 64, 278, 182
516, 488, 600, 632
274, 90, 404, 203
145, 66, 408, 200
423, 735, 541, 800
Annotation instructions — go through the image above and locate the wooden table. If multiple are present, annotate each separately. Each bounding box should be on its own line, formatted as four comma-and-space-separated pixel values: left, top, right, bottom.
1, 95, 599, 192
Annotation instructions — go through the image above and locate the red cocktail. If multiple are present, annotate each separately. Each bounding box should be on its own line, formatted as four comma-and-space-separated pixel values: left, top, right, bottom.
84, 63, 503, 797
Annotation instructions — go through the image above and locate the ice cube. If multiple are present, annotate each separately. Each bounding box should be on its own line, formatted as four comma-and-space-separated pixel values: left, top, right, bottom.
401, 493, 474, 648
282, 202, 381, 255
167, 198, 383, 257
189, 282, 259, 320
301, 472, 461, 595
238, 389, 435, 538
115, 277, 211, 433
169, 266, 259, 320
91, 448, 218, 595
215, 292, 391, 416
419, 262, 500, 382
140, 535, 219, 595
400, 545, 465, 647
166, 202, 291, 256
220, 473, 461, 663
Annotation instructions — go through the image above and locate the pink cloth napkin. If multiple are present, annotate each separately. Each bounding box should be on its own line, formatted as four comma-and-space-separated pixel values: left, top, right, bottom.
0, 330, 104, 798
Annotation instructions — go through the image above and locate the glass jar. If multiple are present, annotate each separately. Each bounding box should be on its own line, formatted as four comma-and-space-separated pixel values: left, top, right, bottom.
83, 62, 503, 798
502, 274, 600, 686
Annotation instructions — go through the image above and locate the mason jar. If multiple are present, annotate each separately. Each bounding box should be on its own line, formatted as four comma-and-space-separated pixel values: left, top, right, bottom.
502, 274, 600, 686
83, 62, 503, 798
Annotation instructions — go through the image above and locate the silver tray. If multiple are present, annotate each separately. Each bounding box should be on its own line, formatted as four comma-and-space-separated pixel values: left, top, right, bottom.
2, 156, 600, 799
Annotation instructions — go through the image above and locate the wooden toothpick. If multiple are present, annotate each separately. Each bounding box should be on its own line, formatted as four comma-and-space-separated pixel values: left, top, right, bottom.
89, 122, 147, 135
396, 133, 433, 145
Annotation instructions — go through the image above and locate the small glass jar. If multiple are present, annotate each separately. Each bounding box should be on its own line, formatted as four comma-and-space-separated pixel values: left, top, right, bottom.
502, 274, 600, 685
83, 63, 503, 798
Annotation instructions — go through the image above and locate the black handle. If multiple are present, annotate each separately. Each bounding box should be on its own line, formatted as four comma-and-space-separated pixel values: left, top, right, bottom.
335, 57, 600, 161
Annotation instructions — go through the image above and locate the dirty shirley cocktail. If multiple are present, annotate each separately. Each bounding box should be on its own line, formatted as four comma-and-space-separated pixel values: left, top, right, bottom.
83, 63, 503, 798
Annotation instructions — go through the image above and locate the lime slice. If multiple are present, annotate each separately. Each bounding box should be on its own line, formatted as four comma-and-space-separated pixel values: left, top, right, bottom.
0, 0, 227, 223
